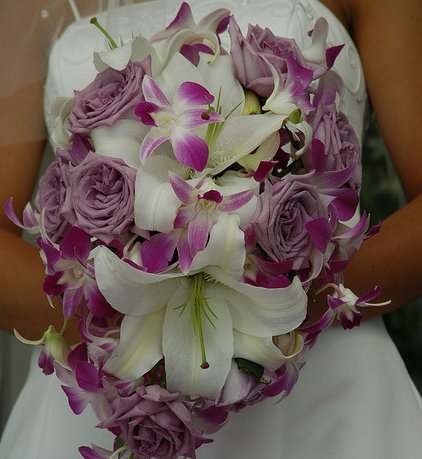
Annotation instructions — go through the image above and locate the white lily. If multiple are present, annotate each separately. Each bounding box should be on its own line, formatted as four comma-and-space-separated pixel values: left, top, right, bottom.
94, 213, 307, 399
91, 120, 149, 169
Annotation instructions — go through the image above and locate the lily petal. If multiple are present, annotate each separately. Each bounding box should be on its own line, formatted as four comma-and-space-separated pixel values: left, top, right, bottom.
135, 155, 185, 233
189, 213, 245, 278
94, 246, 183, 315
208, 114, 285, 175
163, 281, 234, 399
233, 330, 289, 371
91, 120, 147, 169
103, 309, 165, 379
206, 272, 307, 337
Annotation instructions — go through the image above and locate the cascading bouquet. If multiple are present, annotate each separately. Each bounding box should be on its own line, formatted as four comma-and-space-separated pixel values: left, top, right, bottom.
6, 2, 388, 458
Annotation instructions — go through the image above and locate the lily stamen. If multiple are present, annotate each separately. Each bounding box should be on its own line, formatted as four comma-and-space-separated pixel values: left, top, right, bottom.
90, 17, 119, 50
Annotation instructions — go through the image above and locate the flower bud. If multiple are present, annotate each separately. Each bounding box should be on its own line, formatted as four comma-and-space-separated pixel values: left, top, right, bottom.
241, 90, 262, 115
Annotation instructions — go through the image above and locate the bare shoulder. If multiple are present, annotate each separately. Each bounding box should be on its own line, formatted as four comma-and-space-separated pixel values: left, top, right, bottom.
342, 0, 422, 200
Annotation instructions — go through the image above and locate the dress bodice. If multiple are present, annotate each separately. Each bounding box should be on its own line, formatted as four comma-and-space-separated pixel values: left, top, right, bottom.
44, 0, 367, 142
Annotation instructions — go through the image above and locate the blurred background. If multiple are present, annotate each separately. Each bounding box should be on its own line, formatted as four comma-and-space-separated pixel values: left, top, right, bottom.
1, 116, 421, 436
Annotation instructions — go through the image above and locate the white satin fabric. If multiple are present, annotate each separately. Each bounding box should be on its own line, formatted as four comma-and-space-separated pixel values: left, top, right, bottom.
1, 1, 422, 458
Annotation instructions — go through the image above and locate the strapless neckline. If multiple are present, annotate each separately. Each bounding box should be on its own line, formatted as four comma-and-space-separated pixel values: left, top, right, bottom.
44, 0, 367, 145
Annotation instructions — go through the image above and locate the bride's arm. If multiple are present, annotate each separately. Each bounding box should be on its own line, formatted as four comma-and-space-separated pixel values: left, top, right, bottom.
0, 1, 76, 340
339, 0, 422, 317
0, 98, 69, 340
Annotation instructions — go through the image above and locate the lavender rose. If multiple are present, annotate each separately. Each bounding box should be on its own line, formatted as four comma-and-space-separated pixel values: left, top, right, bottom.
229, 18, 306, 97
103, 385, 208, 459
65, 152, 136, 243
69, 60, 150, 134
253, 177, 328, 272
305, 107, 362, 191
35, 150, 72, 242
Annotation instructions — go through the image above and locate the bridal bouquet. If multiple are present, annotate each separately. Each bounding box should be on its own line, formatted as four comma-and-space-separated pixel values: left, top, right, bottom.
6, 3, 386, 458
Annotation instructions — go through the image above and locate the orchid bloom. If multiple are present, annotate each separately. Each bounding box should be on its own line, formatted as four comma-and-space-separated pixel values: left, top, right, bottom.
301, 17, 344, 77
263, 57, 313, 116
301, 284, 391, 346
326, 284, 391, 329
168, 172, 255, 271
40, 225, 113, 318
135, 157, 259, 273
94, 213, 308, 399
150, 2, 230, 64
135, 75, 223, 171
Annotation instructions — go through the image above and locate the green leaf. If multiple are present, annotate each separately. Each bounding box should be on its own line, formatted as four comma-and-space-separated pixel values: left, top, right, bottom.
235, 358, 264, 382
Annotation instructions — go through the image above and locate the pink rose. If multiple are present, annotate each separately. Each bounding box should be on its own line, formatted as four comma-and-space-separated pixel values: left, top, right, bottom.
35, 150, 72, 242
64, 152, 136, 243
253, 177, 329, 272
103, 385, 208, 459
69, 60, 150, 134
306, 108, 361, 191
229, 18, 306, 97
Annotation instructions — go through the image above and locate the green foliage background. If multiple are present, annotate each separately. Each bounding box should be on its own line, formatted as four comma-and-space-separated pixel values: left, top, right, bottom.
361, 117, 422, 391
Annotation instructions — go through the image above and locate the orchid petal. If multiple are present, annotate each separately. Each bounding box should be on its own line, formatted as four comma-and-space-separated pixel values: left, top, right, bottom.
156, 34, 205, 91
219, 190, 254, 213
214, 173, 259, 227
178, 108, 223, 129
163, 281, 234, 399
63, 287, 83, 318
139, 130, 169, 164
142, 75, 171, 107
301, 18, 329, 65
141, 232, 178, 273
305, 218, 332, 253
94, 246, 183, 315
135, 155, 185, 233
60, 227, 90, 261
171, 127, 209, 171
206, 273, 307, 337
168, 172, 197, 204
187, 211, 209, 255
4, 198, 39, 234
175, 81, 214, 106
103, 309, 165, 379
198, 8, 231, 34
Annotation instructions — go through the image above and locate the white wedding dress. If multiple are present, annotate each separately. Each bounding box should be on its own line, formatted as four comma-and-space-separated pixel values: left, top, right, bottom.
1, 1, 422, 458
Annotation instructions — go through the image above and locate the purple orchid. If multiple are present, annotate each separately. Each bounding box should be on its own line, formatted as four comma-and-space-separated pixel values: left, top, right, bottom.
301, 283, 391, 343
150, 2, 230, 66
168, 173, 254, 272
135, 76, 223, 171
327, 284, 391, 329
263, 57, 314, 116
301, 18, 345, 78
151, 2, 230, 43
55, 343, 114, 422
40, 226, 114, 318
140, 173, 256, 274
4, 197, 39, 234
293, 139, 359, 221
